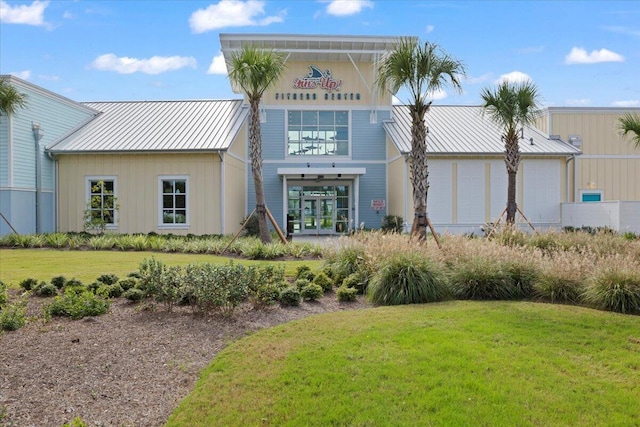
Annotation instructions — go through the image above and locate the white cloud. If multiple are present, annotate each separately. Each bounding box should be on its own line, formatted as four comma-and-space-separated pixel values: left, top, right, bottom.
611, 100, 640, 107
90, 54, 197, 75
62, 10, 75, 19
189, 0, 284, 33
564, 47, 624, 64
495, 71, 532, 84
325, 0, 373, 17
565, 98, 591, 107
0, 0, 48, 25
11, 70, 31, 80
427, 88, 447, 101
207, 53, 228, 75
466, 73, 492, 85
514, 45, 544, 54
602, 26, 640, 37
425, 25, 434, 33
37, 74, 59, 81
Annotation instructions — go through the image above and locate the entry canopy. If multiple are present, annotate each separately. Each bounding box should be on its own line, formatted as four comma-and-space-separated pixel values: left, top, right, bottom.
277, 167, 366, 179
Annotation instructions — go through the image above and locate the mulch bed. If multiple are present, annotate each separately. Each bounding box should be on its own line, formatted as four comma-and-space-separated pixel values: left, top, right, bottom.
0, 294, 370, 427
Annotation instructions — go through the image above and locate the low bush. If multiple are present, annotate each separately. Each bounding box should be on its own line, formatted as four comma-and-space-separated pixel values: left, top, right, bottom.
279, 286, 301, 307
46, 291, 110, 320
123, 287, 145, 302
295, 265, 312, 280
300, 283, 323, 301
118, 277, 137, 291
341, 272, 368, 294
63, 279, 86, 295
97, 273, 119, 286
294, 278, 312, 291
19, 278, 38, 292
0, 280, 7, 306
51, 275, 67, 289
33, 281, 58, 297
381, 215, 404, 233
583, 268, 640, 314
97, 283, 124, 299
313, 272, 333, 292
0, 301, 27, 331
369, 253, 449, 305
336, 286, 358, 302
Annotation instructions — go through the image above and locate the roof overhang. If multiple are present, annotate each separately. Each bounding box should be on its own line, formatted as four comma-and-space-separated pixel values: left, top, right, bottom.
277, 167, 366, 179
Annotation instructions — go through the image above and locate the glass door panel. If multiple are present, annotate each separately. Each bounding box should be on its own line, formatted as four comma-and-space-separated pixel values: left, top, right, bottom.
319, 198, 333, 233
303, 199, 317, 231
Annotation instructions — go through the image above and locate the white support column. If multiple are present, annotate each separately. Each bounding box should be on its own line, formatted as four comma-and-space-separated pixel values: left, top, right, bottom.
353, 175, 360, 231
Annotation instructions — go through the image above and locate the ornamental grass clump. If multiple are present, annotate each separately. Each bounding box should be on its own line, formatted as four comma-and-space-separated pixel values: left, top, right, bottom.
448, 257, 516, 300
532, 249, 593, 304
583, 262, 640, 314
323, 243, 369, 287
368, 253, 448, 305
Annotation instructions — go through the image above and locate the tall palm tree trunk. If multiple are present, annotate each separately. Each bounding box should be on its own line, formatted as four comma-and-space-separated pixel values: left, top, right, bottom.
410, 106, 429, 239
504, 131, 520, 224
248, 96, 271, 243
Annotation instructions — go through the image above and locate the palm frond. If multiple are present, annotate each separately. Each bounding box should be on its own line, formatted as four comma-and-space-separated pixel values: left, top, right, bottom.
0, 78, 28, 116
227, 46, 287, 99
618, 113, 640, 148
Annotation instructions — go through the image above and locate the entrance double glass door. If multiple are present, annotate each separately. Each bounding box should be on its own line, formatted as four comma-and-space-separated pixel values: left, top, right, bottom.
303, 197, 334, 234
288, 184, 349, 235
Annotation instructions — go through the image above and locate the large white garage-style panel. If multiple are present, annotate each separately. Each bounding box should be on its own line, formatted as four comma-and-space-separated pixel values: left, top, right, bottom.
523, 159, 561, 223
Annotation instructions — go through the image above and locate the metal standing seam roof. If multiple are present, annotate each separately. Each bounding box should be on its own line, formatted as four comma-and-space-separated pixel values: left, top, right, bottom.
47, 100, 249, 153
384, 105, 582, 156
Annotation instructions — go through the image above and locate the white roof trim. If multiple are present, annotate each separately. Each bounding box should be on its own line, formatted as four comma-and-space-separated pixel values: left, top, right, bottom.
277, 167, 366, 176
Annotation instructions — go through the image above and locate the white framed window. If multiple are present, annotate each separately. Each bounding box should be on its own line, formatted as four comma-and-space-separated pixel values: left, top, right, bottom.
580, 189, 603, 202
158, 176, 189, 228
85, 176, 118, 228
287, 110, 349, 156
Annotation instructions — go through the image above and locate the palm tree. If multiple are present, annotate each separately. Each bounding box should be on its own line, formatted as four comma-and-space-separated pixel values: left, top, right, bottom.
377, 38, 465, 239
228, 46, 286, 243
618, 113, 640, 148
480, 81, 541, 224
0, 77, 27, 116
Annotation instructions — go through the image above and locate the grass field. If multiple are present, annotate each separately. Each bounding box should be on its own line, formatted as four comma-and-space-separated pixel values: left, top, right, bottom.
0, 249, 322, 286
167, 301, 640, 426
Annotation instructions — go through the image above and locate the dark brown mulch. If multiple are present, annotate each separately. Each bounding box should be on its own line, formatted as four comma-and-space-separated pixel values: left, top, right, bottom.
0, 295, 370, 427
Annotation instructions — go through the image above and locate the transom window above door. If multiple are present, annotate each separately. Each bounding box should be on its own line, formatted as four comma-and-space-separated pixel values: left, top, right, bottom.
287, 110, 348, 156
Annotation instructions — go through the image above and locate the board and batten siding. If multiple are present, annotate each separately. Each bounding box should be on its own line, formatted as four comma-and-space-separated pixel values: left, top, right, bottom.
56, 153, 222, 235
223, 126, 247, 235
352, 109, 390, 161
545, 109, 640, 202
386, 139, 406, 220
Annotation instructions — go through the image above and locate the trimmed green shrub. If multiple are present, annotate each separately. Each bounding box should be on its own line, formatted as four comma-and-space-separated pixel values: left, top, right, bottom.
341, 272, 368, 294
0, 301, 27, 331
583, 269, 640, 314
279, 286, 301, 307
51, 275, 67, 289
381, 215, 404, 233
313, 272, 333, 292
0, 280, 7, 306
127, 271, 142, 279
369, 253, 449, 305
123, 287, 145, 302
63, 278, 86, 295
336, 286, 358, 302
250, 280, 288, 308
294, 278, 312, 291
46, 291, 110, 319
448, 258, 517, 301
96, 273, 119, 286
300, 283, 323, 301
246, 264, 288, 308
87, 281, 101, 294
295, 265, 311, 279
118, 277, 137, 291
19, 278, 38, 292
533, 275, 584, 304
33, 281, 58, 297
97, 283, 124, 299
62, 416, 88, 427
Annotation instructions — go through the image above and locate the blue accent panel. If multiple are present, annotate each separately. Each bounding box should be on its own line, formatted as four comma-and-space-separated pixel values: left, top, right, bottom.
39, 191, 55, 233
356, 163, 387, 229
0, 117, 7, 186
582, 193, 602, 202
0, 189, 36, 236
261, 109, 286, 161
351, 110, 390, 162
5, 81, 94, 190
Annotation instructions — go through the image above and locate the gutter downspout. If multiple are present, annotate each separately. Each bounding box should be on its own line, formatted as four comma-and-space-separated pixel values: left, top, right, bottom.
32, 123, 44, 233
219, 152, 225, 235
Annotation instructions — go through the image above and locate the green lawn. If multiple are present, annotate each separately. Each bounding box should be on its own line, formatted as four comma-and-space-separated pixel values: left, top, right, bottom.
0, 249, 322, 286
167, 301, 640, 427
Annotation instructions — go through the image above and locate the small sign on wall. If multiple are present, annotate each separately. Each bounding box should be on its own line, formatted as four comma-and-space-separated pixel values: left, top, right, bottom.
371, 199, 386, 211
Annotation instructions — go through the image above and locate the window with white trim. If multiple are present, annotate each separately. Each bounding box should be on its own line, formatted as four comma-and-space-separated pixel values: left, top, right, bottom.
287, 110, 349, 156
159, 176, 189, 226
86, 177, 117, 227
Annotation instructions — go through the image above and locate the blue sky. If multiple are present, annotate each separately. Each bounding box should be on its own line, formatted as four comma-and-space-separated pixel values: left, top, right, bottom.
1, 0, 638, 107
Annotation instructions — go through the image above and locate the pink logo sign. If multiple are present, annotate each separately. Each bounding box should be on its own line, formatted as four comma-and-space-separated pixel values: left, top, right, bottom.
293, 65, 343, 93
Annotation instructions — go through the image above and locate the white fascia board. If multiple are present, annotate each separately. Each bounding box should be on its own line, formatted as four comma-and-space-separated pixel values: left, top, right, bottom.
277, 167, 366, 176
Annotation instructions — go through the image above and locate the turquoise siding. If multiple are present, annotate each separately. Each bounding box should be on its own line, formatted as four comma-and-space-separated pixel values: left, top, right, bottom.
0, 189, 55, 235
